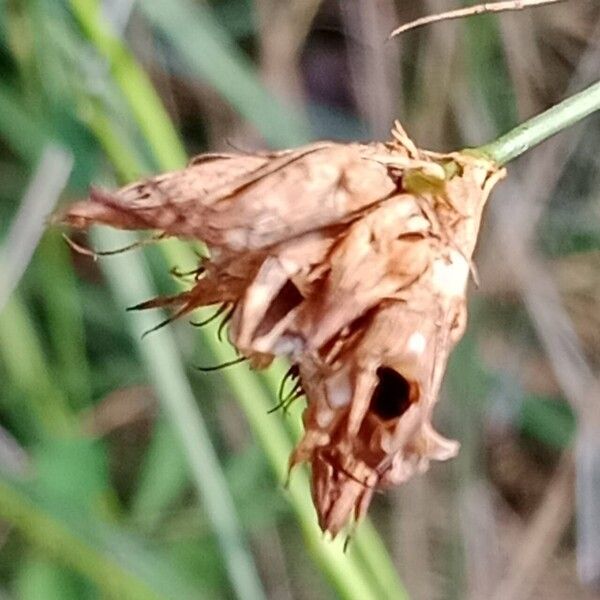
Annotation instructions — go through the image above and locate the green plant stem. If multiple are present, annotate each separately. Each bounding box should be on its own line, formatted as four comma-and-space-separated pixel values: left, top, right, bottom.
69, 0, 186, 171
94, 229, 267, 600
478, 79, 600, 165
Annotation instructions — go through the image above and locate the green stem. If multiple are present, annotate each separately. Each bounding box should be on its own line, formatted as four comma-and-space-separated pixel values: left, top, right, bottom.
94, 229, 267, 600
69, 0, 186, 170
477, 79, 600, 165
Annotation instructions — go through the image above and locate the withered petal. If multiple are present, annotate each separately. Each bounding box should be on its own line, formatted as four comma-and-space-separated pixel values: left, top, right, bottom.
57, 123, 504, 536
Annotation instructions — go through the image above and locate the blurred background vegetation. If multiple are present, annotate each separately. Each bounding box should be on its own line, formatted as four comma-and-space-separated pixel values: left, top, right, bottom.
0, 1, 599, 599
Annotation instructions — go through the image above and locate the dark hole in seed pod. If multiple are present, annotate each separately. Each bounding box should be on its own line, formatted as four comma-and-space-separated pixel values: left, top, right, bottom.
254, 280, 303, 338
369, 367, 414, 421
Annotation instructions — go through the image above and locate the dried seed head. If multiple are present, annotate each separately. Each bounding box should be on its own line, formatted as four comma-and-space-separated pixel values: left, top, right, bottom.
58, 122, 504, 536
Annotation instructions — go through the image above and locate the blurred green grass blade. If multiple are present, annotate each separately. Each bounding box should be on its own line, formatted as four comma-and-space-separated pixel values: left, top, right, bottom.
165, 536, 227, 596
466, 14, 517, 134
4, 6, 100, 190
0, 296, 74, 438
350, 522, 407, 600
34, 437, 110, 512
541, 220, 600, 256
129, 418, 187, 529
83, 99, 150, 180
15, 556, 87, 600
28, 2, 73, 109
0, 474, 198, 600
444, 313, 493, 598
77, 85, 194, 537
93, 228, 267, 600
69, 0, 186, 171
0, 143, 73, 312
35, 232, 92, 409
446, 326, 491, 475
138, 0, 311, 148
519, 395, 575, 449
0, 82, 48, 163
214, 0, 256, 39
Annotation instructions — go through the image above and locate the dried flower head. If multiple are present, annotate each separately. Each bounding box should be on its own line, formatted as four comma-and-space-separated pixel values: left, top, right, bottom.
59, 122, 504, 536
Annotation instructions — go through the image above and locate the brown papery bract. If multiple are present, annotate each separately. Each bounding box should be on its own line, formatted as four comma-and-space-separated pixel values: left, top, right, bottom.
58, 122, 505, 536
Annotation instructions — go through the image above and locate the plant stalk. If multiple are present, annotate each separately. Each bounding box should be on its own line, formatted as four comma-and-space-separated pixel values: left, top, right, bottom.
477, 79, 600, 165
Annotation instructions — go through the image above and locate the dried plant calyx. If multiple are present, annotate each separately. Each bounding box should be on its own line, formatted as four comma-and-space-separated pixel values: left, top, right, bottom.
59, 122, 505, 536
